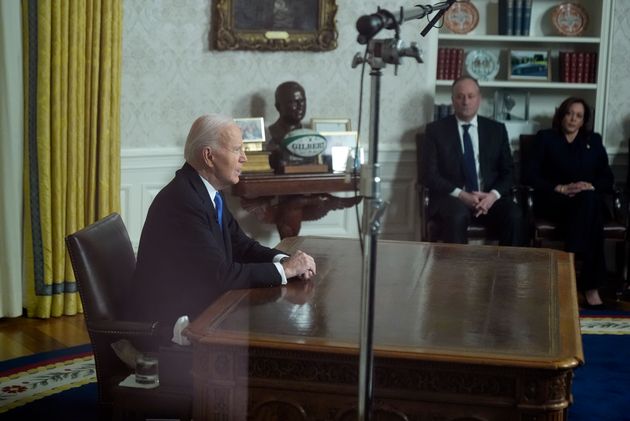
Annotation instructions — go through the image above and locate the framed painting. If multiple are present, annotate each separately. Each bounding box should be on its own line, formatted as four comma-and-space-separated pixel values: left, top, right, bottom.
508, 50, 551, 81
213, 0, 338, 51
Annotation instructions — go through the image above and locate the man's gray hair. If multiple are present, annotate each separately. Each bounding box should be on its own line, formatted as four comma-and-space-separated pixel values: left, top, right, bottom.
184, 114, 235, 168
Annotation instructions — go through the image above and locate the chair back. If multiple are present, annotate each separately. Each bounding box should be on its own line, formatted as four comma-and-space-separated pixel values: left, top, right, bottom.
518, 134, 537, 183
66, 213, 136, 322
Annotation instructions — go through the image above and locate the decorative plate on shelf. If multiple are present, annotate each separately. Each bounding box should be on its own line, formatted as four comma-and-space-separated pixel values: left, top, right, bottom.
465, 50, 499, 81
443, 1, 479, 34
551, 2, 588, 36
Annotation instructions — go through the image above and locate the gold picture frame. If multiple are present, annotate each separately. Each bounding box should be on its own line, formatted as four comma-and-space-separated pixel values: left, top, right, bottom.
213, 0, 338, 51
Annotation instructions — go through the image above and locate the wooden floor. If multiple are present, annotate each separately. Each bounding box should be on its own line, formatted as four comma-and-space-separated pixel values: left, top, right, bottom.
0, 314, 90, 361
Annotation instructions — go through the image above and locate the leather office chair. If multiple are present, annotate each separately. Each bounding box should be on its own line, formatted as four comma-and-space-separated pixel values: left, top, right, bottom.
416, 132, 521, 243
66, 213, 191, 420
519, 134, 628, 294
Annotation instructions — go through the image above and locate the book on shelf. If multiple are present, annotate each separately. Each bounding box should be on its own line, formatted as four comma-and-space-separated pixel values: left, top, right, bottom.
559, 52, 597, 83
521, 0, 532, 36
559, 51, 569, 82
576, 52, 585, 83
589, 52, 597, 83
500, 0, 515, 35
498, 0, 530, 36
433, 104, 453, 121
513, 0, 523, 36
436, 48, 463, 80
437, 48, 446, 80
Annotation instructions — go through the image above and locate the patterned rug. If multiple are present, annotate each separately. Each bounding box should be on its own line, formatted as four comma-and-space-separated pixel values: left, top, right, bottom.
580, 315, 630, 335
0, 344, 95, 414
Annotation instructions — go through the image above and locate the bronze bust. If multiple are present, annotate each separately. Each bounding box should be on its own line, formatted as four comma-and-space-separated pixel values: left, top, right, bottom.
267, 81, 307, 172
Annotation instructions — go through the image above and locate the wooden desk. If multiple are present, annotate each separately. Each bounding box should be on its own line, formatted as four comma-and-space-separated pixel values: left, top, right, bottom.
231, 173, 361, 238
185, 237, 583, 421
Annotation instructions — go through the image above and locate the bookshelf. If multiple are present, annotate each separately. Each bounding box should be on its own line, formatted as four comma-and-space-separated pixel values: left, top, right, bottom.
432, 0, 613, 146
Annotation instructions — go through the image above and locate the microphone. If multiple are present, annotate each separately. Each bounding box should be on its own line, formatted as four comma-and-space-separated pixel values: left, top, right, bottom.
356, 1, 458, 43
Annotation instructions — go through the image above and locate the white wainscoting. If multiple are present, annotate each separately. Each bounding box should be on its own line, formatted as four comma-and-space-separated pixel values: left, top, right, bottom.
121, 146, 421, 249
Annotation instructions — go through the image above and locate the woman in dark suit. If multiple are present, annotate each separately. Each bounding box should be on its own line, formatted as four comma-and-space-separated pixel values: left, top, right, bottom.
526, 97, 614, 308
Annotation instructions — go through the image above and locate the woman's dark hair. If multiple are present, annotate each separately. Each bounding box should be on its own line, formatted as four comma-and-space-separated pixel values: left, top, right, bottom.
552, 97, 592, 134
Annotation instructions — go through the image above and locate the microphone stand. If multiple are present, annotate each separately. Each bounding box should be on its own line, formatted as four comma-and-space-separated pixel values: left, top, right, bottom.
352, 2, 456, 419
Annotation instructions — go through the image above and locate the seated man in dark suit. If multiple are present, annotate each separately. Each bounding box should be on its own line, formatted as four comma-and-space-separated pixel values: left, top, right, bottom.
131, 114, 317, 336
421, 76, 525, 246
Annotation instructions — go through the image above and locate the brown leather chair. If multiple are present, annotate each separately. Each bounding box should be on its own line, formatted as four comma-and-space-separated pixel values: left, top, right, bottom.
416, 132, 521, 243
519, 134, 628, 294
66, 213, 191, 420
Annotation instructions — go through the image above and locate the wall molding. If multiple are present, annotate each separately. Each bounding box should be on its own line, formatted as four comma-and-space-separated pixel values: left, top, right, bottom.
121, 147, 421, 249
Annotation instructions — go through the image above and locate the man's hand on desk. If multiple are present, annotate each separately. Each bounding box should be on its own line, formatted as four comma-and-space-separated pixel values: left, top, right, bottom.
281, 250, 317, 280
283, 278, 315, 305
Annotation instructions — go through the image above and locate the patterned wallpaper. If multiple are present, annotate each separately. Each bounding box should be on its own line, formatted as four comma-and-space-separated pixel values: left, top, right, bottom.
121, 0, 629, 153
606, 0, 630, 152
121, 0, 437, 149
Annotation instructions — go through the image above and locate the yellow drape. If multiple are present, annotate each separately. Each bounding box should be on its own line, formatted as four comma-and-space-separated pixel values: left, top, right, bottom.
22, 0, 122, 318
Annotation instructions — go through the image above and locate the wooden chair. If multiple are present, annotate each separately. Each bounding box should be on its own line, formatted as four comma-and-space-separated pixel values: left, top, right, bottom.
66, 213, 192, 420
519, 134, 628, 294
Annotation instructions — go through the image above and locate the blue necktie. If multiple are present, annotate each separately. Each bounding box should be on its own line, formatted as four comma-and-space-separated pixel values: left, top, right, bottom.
214, 193, 223, 229
462, 124, 479, 192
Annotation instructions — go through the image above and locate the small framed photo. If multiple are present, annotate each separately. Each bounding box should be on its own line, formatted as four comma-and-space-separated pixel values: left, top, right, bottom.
234, 117, 265, 143
311, 118, 352, 133
508, 50, 551, 81
493, 90, 530, 122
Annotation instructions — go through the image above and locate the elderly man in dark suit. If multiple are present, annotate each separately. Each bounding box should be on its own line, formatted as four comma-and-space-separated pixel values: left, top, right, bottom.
421, 76, 525, 245
132, 114, 316, 333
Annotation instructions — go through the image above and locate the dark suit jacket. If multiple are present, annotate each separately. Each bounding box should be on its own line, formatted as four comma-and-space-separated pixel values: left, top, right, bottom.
132, 162, 283, 327
421, 115, 514, 199
524, 129, 613, 194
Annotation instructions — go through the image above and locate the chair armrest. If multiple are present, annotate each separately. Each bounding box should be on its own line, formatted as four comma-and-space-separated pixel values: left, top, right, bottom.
87, 319, 161, 337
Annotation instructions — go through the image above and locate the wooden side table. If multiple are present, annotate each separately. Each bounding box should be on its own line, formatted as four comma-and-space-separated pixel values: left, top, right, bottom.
231, 173, 361, 238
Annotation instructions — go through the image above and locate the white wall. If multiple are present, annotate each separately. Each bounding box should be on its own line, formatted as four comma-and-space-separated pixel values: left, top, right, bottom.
120, 0, 630, 247
120, 0, 435, 245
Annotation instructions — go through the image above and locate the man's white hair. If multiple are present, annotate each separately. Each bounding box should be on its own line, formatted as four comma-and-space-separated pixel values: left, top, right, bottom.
184, 114, 235, 169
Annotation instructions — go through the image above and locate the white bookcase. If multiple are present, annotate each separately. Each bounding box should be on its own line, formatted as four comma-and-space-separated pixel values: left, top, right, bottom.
432, 0, 613, 147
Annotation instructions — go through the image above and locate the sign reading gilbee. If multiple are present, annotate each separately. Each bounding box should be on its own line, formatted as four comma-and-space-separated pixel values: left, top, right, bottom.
282, 129, 327, 158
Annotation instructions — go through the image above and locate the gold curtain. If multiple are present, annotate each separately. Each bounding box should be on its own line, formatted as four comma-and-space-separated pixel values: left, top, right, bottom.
22, 0, 122, 318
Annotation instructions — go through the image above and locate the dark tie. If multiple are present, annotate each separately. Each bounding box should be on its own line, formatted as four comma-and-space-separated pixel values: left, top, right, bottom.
214, 192, 223, 229
462, 124, 479, 192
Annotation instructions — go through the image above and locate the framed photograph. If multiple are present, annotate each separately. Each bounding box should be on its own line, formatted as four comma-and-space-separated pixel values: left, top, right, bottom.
508, 50, 551, 81
234, 117, 265, 143
213, 0, 338, 51
311, 118, 351, 132
320, 131, 358, 155
493, 90, 530, 122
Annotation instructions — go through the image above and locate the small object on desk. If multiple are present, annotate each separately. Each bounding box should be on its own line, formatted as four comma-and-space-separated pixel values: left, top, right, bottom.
134, 354, 159, 385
